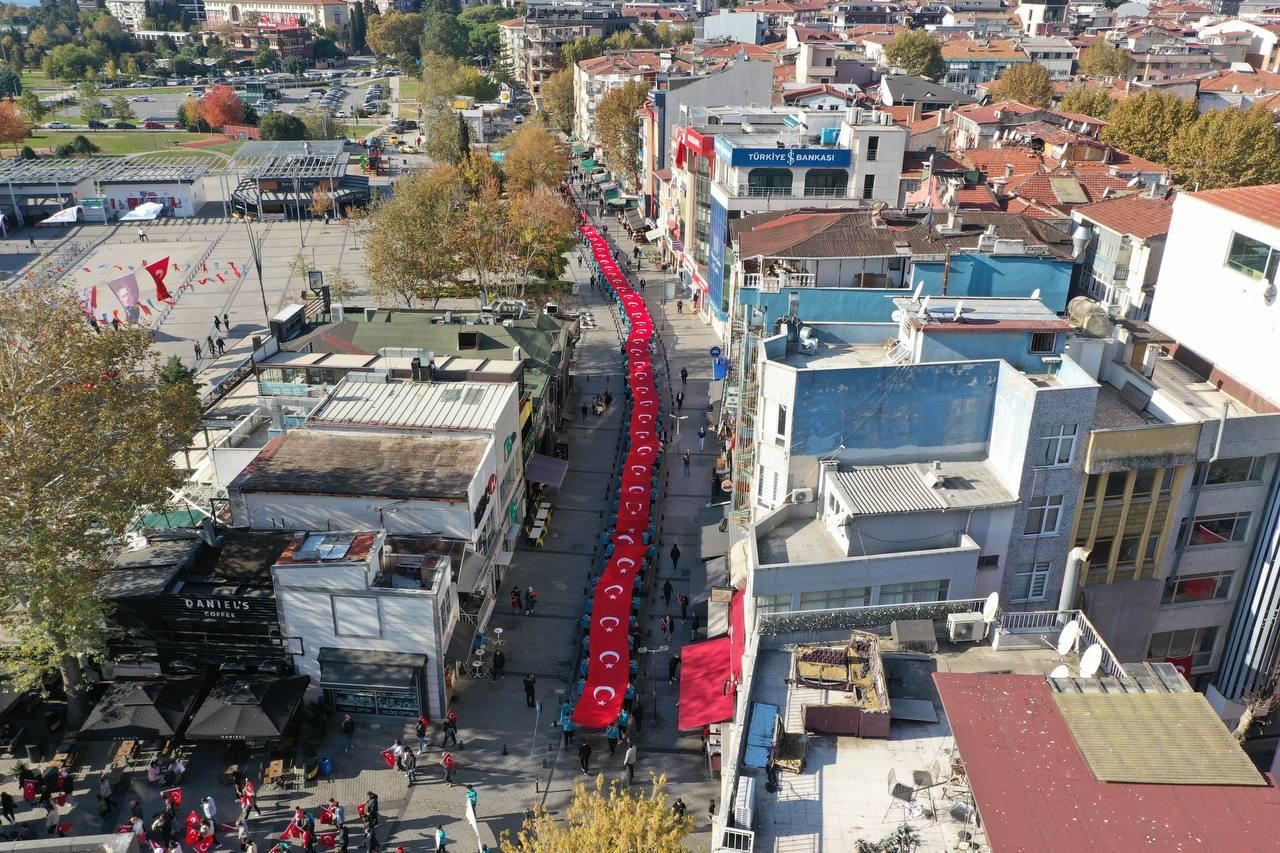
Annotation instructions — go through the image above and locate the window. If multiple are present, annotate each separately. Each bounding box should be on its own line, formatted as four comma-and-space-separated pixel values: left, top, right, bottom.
755, 593, 792, 615
1010, 562, 1050, 602
1029, 332, 1057, 354
1132, 468, 1157, 499
1148, 626, 1218, 669
977, 554, 1000, 569
799, 587, 871, 610
861, 174, 876, 200
1225, 232, 1279, 281
332, 596, 381, 638
1024, 495, 1063, 536
747, 167, 793, 196
776, 403, 788, 442
1104, 472, 1129, 501
1180, 512, 1251, 546
1198, 456, 1266, 486
878, 579, 949, 604
803, 169, 848, 197
1163, 572, 1233, 605
865, 135, 879, 162
1036, 424, 1077, 467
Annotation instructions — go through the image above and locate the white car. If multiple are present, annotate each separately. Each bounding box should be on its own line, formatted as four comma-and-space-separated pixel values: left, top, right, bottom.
45, 121, 69, 129
131, 95, 152, 102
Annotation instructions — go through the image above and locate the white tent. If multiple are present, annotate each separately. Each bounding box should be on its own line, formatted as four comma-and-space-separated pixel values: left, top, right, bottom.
39, 205, 82, 226
119, 202, 165, 221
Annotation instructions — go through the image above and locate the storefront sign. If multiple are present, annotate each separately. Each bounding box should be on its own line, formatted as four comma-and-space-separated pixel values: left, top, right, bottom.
332, 690, 418, 717
685, 129, 715, 159
715, 137, 851, 168
161, 595, 277, 623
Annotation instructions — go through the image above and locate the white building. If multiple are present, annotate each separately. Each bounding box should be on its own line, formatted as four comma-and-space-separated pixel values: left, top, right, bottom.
272, 530, 459, 718
1018, 36, 1078, 79
107, 0, 205, 29
572, 51, 667, 146
1071, 192, 1173, 319
203, 0, 348, 30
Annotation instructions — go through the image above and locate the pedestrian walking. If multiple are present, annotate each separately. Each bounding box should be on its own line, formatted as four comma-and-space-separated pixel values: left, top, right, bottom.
27, 235, 35, 250
364, 826, 378, 853
241, 778, 261, 819
670, 543, 682, 572
332, 800, 345, 828
223, 313, 230, 330
633, 698, 644, 732
194, 342, 202, 360
617, 708, 631, 737
581, 403, 588, 421
137, 227, 148, 243
465, 785, 477, 814
434, 825, 448, 852
679, 593, 689, 620
364, 792, 379, 827
342, 714, 355, 752
606, 723, 620, 756
660, 614, 674, 638
668, 655, 681, 684
680, 366, 688, 386
683, 450, 691, 475
662, 579, 673, 607
676, 299, 683, 314
698, 425, 707, 451
672, 799, 687, 819
709, 800, 716, 823
492, 649, 505, 681
692, 609, 701, 636
206, 335, 214, 354
676, 390, 685, 410
623, 741, 637, 784
510, 586, 523, 614
561, 716, 576, 746
441, 752, 457, 786
213, 316, 222, 332
202, 796, 217, 824
578, 740, 592, 775
523, 674, 536, 708
216, 338, 226, 356
402, 749, 416, 786
525, 586, 538, 614
416, 716, 429, 755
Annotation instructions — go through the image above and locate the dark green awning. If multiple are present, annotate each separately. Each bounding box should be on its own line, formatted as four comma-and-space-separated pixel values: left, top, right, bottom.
572, 144, 589, 156
580, 158, 596, 171
606, 197, 629, 208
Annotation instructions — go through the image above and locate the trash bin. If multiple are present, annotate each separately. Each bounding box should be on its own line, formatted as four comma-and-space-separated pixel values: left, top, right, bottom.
318, 755, 333, 779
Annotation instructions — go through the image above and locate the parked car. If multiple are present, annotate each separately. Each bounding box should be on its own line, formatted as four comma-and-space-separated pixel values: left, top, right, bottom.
398, 143, 417, 154
131, 95, 152, 102
143, 121, 164, 129
45, 121, 69, 129
113, 121, 136, 129
87, 119, 107, 129
334, 110, 349, 118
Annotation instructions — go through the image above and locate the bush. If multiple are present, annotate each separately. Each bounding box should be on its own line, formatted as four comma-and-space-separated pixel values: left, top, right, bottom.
20, 146, 35, 159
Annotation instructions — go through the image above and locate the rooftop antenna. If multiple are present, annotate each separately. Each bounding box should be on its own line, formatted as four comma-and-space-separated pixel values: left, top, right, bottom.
1079, 643, 1103, 678
1049, 664, 1071, 679
981, 591, 999, 624
912, 282, 924, 302
1056, 619, 1081, 656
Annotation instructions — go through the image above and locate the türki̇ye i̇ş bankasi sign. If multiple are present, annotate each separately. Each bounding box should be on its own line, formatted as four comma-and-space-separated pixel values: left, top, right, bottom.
718, 144, 853, 169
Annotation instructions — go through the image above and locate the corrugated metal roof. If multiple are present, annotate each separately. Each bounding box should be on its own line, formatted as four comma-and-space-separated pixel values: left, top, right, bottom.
308, 379, 515, 432
1054, 692, 1265, 786
834, 461, 1017, 515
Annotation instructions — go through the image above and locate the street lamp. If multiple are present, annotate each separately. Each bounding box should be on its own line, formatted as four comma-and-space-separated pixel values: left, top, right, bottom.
669, 413, 687, 437
243, 218, 272, 324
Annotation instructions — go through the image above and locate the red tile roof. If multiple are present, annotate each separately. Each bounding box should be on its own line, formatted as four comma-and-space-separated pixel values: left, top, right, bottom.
1192, 184, 1280, 231
961, 147, 1047, 181
1075, 194, 1174, 238
1008, 168, 1134, 212
1197, 67, 1280, 92
790, 25, 843, 42
935, 674, 1280, 853
953, 100, 1041, 124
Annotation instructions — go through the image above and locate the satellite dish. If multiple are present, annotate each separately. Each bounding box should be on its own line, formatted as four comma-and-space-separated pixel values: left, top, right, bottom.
1030, 288, 1041, 300
1056, 619, 1081, 656
1049, 664, 1070, 679
912, 282, 924, 302
1079, 643, 1103, 678
981, 592, 999, 623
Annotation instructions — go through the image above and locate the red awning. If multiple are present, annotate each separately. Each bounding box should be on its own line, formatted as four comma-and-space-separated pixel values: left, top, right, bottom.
677, 637, 735, 730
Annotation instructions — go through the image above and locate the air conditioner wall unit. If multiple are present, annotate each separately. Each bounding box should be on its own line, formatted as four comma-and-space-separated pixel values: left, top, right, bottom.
947, 611, 988, 642
733, 774, 756, 829
792, 487, 814, 503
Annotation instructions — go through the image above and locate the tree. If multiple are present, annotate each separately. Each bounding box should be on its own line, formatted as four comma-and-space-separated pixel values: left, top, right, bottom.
421, 8, 468, 59
109, 95, 135, 123
366, 11, 422, 62
882, 30, 944, 80
1078, 40, 1132, 79
1058, 86, 1115, 119
366, 164, 467, 306
561, 35, 604, 66
349, 2, 367, 53
17, 91, 45, 124
541, 68, 574, 133
0, 101, 28, 151
1101, 89, 1198, 164
54, 134, 99, 157
156, 355, 200, 402
324, 269, 358, 303
502, 118, 566, 191
454, 175, 509, 301
43, 44, 100, 80
596, 81, 648, 189
988, 62, 1053, 107
0, 284, 200, 725
78, 79, 103, 124
502, 774, 691, 852
1168, 105, 1280, 190
198, 84, 244, 130
0, 66, 20, 99
505, 186, 575, 294
423, 99, 465, 164
259, 111, 310, 141
420, 54, 500, 103
457, 112, 471, 156
252, 45, 276, 70
310, 187, 335, 219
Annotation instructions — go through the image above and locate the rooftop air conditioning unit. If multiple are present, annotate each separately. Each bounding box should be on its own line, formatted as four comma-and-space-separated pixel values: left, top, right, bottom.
733, 775, 756, 829
792, 487, 814, 503
947, 611, 988, 643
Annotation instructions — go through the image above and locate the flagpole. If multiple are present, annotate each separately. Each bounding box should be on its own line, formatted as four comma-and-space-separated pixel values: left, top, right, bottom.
243, 218, 271, 324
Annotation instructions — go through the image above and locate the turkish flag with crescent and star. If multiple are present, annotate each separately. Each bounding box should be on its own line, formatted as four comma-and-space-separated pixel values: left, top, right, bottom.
573, 542, 649, 727
143, 256, 174, 304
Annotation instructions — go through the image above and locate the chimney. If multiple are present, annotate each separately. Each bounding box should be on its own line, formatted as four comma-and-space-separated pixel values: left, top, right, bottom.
411, 357, 422, 381
1004, 162, 1015, 179
911, 101, 922, 122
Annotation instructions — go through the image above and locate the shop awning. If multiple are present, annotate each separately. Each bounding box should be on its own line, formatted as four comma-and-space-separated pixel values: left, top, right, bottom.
625, 208, 645, 230
526, 453, 569, 488
592, 172, 611, 184
599, 181, 618, 193
580, 158, 596, 172
606, 197, 630, 208
119, 202, 164, 221
678, 637, 735, 730
645, 228, 663, 242
572, 144, 589, 156
318, 648, 428, 692
184, 675, 309, 742
80, 677, 205, 741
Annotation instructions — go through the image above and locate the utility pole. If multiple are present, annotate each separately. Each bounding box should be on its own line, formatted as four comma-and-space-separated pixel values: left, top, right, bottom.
243, 218, 271, 323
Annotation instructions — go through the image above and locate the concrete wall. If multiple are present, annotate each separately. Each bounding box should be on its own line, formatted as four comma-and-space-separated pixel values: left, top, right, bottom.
237, 492, 475, 540
701, 10, 767, 43
911, 254, 1073, 312
1149, 192, 1280, 407
918, 328, 1063, 374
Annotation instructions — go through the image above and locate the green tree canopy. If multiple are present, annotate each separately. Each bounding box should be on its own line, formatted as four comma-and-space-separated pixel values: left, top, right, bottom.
595, 80, 649, 189
1101, 89, 1198, 164
561, 35, 604, 66
1058, 86, 1116, 119
882, 30, 944, 80
0, 66, 21, 99
1168, 105, 1280, 190
421, 8, 469, 59
541, 68, 574, 133
366, 163, 468, 306
1078, 40, 1132, 78
259, 111, 310, 140
423, 98, 465, 164
988, 62, 1053, 107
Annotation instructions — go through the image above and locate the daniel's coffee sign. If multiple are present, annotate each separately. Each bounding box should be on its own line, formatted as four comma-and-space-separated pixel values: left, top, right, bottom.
161, 594, 275, 622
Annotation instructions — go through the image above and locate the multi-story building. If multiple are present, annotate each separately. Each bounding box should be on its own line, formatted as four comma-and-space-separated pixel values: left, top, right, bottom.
107, 0, 205, 29
224, 24, 314, 61
877, 74, 977, 111
521, 1, 630, 99
573, 51, 668, 146
1129, 45, 1221, 81
1071, 192, 1174, 319
203, 0, 347, 29
1014, 0, 1067, 34
498, 18, 527, 83
940, 37, 1030, 95
1018, 36, 1077, 79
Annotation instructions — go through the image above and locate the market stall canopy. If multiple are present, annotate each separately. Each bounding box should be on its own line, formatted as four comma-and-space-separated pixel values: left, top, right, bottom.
625, 209, 645, 231
525, 453, 569, 488
39, 206, 82, 226
119, 202, 165, 221
184, 675, 309, 742
80, 677, 205, 741
580, 159, 597, 172
645, 228, 663, 242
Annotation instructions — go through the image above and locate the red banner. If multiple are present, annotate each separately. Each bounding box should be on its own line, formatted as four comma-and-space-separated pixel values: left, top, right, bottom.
1166, 655, 1194, 677
143, 257, 173, 303
570, 224, 658, 729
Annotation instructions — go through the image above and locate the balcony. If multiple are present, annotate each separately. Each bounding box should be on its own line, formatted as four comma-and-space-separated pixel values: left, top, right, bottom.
743, 272, 816, 292
722, 183, 856, 199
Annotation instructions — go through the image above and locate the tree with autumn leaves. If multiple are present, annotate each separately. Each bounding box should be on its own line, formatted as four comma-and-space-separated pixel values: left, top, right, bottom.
595, 80, 649, 190
0, 100, 29, 152
197, 85, 244, 131
502, 774, 692, 852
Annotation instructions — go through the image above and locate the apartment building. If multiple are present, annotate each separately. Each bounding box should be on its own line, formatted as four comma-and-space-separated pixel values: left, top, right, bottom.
521, 1, 630, 99
203, 0, 346, 28
573, 51, 668, 146
1071, 192, 1174, 319
498, 18, 527, 83
940, 37, 1030, 96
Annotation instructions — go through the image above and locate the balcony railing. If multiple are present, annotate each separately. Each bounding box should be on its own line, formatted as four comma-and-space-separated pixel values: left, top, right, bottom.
742, 272, 816, 291
723, 183, 856, 199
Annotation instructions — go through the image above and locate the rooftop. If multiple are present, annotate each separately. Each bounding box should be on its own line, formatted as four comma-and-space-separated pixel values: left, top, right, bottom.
898, 296, 1073, 334
832, 459, 1018, 514
274, 531, 381, 566
232, 431, 488, 500
940, 37, 1028, 60
307, 379, 515, 432
880, 74, 977, 105
756, 513, 847, 564
1190, 183, 1280, 231
1074, 193, 1174, 239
